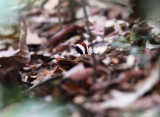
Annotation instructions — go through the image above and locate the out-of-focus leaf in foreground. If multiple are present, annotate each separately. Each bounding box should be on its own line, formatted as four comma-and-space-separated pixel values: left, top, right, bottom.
0, 21, 30, 68
0, 0, 27, 26
0, 99, 72, 117
0, 0, 29, 36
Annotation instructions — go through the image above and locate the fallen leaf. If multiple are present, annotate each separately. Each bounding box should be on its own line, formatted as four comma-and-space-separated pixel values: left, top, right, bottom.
49, 25, 84, 47
54, 44, 69, 54
73, 95, 86, 104
44, 0, 58, 13
76, 6, 91, 19
74, 54, 91, 63
56, 57, 78, 71
26, 28, 44, 45
132, 21, 152, 35
111, 58, 119, 64
146, 40, 160, 49
64, 64, 85, 78
62, 80, 87, 94
110, 55, 135, 70
0, 21, 30, 68
67, 66, 107, 81
67, 68, 93, 81
43, 69, 54, 76
92, 23, 105, 36
89, 59, 160, 110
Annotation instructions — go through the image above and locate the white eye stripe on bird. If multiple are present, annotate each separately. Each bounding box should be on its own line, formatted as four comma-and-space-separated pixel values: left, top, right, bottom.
76, 44, 85, 54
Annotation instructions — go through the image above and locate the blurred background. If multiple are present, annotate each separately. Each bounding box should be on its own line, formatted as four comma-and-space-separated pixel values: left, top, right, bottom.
0, 0, 160, 117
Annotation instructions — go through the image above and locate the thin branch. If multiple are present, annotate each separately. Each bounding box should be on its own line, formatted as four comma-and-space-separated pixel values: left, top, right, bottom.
81, 0, 97, 82
23, 74, 63, 93
58, 0, 62, 30
69, 0, 75, 21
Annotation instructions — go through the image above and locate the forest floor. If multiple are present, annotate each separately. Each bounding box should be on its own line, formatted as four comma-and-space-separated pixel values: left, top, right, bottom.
0, 0, 160, 117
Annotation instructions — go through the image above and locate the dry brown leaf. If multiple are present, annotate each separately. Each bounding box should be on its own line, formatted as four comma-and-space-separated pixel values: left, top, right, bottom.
54, 44, 69, 54
49, 25, 84, 47
56, 57, 78, 71
62, 80, 87, 94
43, 69, 54, 76
85, 59, 160, 110
0, 21, 30, 68
74, 54, 91, 63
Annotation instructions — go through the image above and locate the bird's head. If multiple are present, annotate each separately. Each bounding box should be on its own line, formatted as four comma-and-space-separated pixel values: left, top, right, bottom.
74, 42, 89, 55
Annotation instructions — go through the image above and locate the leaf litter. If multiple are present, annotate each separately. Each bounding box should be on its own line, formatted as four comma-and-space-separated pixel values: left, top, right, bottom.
0, 0, 160, 117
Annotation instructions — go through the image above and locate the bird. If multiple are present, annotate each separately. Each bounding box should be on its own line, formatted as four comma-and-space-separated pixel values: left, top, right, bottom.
74, 42, 89, 55
56, 43, 90, 70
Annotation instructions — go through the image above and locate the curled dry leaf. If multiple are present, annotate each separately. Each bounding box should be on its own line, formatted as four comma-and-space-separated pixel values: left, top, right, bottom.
49, 25, 84, 47
56, 58, 78, 71
0, 21, 30, 68
57, 54, 91, 71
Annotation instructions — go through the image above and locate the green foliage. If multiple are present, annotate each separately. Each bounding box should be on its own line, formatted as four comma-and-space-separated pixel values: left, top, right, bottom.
130, 31, 136, 43
120, 36, 127, 43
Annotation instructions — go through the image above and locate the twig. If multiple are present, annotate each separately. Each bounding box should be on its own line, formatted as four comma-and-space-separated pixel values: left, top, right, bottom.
23, 74, 63, 93
81, 0, 97, 82
58, 0, 62, 30
69, 0, 75, 21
